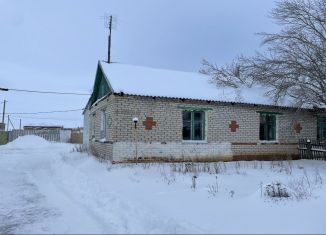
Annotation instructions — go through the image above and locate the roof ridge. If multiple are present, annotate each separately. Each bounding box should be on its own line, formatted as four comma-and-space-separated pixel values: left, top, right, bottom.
99, 60, 204, 76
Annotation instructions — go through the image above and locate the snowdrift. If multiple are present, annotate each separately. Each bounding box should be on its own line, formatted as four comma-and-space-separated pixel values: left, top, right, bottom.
1, 135, 51, 149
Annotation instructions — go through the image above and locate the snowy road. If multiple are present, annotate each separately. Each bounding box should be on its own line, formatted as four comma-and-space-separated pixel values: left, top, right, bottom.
1, 136, 326, 234
0, 141, 106, 233
0, 136, 200, 234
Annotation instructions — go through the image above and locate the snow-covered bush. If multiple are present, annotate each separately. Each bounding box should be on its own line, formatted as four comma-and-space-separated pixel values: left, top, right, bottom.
265, 182, 290, 199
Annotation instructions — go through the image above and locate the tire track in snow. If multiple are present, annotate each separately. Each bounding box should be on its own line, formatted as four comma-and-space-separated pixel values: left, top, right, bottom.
44, 152, 206, 234
1, 140, 205, 234
0, 157, 58, 233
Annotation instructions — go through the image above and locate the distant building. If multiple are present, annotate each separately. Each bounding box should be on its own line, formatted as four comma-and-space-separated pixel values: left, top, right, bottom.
23, 125, 64, 131
0, 123, 5, 131
83, 61, 326, 162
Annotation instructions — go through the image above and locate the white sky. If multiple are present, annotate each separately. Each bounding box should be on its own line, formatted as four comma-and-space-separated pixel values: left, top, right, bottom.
0, 0, 277, 128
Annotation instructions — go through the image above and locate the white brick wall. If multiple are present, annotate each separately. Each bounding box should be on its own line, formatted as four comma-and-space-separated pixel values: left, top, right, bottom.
112, 141, 232, 161
87, 93, 319, 161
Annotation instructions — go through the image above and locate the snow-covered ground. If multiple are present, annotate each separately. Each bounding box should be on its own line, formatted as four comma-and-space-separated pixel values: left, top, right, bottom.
1, 136, 326, 234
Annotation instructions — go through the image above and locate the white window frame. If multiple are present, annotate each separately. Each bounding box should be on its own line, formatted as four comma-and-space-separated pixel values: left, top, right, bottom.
259, 113, 279, 144
100, 109, 106, 140
182, 110, 207, 143
91, 112, 96, 139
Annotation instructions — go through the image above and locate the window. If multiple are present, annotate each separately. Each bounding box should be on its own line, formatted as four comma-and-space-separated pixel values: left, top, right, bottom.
90, 113, 96, 139
317, 117, 326, 141
259, 113, 276, 141
182, 111, 205, 141
100, 109, 106, 139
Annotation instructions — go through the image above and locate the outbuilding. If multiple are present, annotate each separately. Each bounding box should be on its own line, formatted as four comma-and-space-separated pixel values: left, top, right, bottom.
83, 61, 326, 162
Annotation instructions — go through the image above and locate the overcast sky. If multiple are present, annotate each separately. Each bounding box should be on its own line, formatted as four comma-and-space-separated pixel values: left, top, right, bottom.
0, 0, 278, 128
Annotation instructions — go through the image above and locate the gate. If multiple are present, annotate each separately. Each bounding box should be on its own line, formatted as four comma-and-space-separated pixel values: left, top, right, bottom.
8, 129, 71, 143
298, 138, 326, 160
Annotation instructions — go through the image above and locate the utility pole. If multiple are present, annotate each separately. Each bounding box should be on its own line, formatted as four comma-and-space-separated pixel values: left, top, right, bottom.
2, 100, 6, 123
19, 119, 22, 130
107, 15, 113, 63
7, 115, 9, 131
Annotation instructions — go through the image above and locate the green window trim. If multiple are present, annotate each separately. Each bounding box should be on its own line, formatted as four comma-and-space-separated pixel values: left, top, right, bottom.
259, 113, 277, 141
317, 116, 326, 141
177, 106, 212, 111
256, 111, 283, 115
182, 110, 206, 141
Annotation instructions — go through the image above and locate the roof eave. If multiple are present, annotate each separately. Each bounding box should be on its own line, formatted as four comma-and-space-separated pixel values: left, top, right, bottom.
112, 92, 319, 112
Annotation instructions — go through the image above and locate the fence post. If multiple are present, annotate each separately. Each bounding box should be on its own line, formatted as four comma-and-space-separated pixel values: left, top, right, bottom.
306, 139, 312, 159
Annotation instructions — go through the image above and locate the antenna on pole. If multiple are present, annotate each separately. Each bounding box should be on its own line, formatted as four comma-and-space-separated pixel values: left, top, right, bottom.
103, 14, 117, 63
107, 15, 112, 63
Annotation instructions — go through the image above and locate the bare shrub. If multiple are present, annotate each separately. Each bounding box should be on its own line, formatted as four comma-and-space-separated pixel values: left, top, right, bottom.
171, 163, 177, 172
170, 163, 184, 173
314, 168, 323, 186
212, 162, 227, 174
252, 160, 258, 169
270, 160, 292, 175
207, 176, 219, 197
202, 163, 210, 173
303, 169, 311, 189
288, 177, 311, 200
191, 175, 198, 191
285, 160, 293, 175
141, 162, 153, 170
287, 168, 323, 201
185, 163, 196, 173
160, 165, 176, 185
71, 144, 90, 154
235, 161, 241, 174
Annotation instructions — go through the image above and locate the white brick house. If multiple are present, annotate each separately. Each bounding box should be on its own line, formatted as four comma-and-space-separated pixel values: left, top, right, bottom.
83, 61, 326, 162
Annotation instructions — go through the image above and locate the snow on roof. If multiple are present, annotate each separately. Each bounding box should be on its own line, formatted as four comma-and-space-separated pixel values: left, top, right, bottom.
99, 61, 292, 107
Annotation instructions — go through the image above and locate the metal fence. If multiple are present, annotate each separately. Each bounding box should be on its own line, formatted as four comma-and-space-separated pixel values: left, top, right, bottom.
298, 138, 326, 160
7, 129, 72, 143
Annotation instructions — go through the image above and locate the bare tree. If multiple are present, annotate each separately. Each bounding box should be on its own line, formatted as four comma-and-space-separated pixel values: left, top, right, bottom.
200, 0, 326, 107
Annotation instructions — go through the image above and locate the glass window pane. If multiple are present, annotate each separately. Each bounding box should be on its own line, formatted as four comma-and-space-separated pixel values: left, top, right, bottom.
183, 111, 191, 121
183, 121, 191, 140
318, 117, 326, 141
183, 111, 191, 140
260, 123, 265, 140
183, 110, 205, 141
194, 112, 203, 121
194, 111, 205, 140
194, 122, 203, 140
267, 123, 275, 140
260, 113, 276, 141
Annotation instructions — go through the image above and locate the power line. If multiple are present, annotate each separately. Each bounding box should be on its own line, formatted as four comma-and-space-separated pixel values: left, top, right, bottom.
2, 108, 84, 115
0, 87, 91, 96
10, 116, 82, 121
